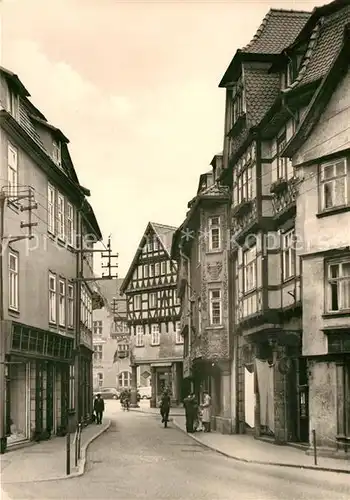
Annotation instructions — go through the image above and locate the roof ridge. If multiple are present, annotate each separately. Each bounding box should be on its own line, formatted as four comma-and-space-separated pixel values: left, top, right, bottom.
150, 222, 177, 230
269, 8, 311, 15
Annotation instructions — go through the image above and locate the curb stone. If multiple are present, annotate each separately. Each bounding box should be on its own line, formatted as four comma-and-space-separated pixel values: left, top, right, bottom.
172, 419, 350, 475
1, 420, 111, 484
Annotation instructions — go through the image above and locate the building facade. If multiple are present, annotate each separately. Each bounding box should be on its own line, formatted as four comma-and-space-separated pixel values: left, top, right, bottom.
92, 279, 131, 392
214, 0, 350, 453
281, 0, 350, 454
120, 222, 183, 407
172, 154, 234, 433
0, 67, 102, 452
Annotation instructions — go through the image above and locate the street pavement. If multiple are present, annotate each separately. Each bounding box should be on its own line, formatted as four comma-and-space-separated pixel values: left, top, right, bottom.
2, 401, 350, 500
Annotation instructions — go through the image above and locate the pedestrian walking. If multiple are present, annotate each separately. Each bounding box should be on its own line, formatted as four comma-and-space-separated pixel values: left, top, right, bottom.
160, 389, 171, 427
183, 393, 197, 433
201, 390, 212, 433
93, 393, 105, 424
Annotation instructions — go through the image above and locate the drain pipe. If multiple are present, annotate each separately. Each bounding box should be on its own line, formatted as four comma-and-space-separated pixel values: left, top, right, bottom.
181, 251, 193, 391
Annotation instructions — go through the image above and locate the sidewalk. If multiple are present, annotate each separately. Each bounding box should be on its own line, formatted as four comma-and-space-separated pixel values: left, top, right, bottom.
173, 416, 350, 474
0, 420, 110, 484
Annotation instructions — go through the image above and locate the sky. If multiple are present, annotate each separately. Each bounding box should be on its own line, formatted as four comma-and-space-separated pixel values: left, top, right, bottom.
0, 0, 324, 277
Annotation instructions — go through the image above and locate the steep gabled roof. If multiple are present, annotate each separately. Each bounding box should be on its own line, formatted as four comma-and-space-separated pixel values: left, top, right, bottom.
120, 222, 177, 294
219, 9, 310, 87
284, 3, 350, 93
283, 23, 350, 159
242, 9, 311, 55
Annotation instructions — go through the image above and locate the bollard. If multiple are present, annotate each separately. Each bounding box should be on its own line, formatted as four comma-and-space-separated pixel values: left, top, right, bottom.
74, 426, 78, 467
312, 429, 317, 466
66, 432, 71, 475
78, 423, 82, 460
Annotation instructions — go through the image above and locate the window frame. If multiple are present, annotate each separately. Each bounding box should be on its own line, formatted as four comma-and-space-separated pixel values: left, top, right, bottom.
135, 325, 144, 347
48, 184, 55, 234
243, 246, 257, 294
208, 216, 221, 251
151, 324, 160, 346
49, 273, 57, 324
118, 371, 131, 388
52, 140, 61, 166
134, 294, 141, 310
57, 192, 65, 240
7, 143, 18, 200
58, 278, 66, 327
94, 344, 103, 362
209, 289, 222, 326
319, 158, 348, 212
175, 321, 183, 344
149, 292, 157, 308
67, 283, 74, 329
66, 202, 74, 246
326, 259, 350, 313
282, 230, 296, 281
8, 251, 19, 311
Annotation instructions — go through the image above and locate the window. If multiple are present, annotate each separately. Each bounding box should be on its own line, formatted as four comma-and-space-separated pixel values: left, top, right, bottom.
94, 344, 103, 362
151, 324, 160, 345
243, 246, 257, 293
282, 230, 296, 281
67, 284, 74, 328
118, 371, 131, 388
7, 143, 18, 199
209, 290, 222, 326
97, 372, 103, 388
134, 295, 141, 310
135, 325, 144, 347
67, 203, 74, 246
69, 365, 75, 409
52, 141, 61, 166
149, 292, 157, 308
8, 252, 19, 311
143, 265, 149, 278
277, 131, 293, 180
236, 166, 254, 204
93, 320, 103, 336
161, 262, 166, 275
57, 193, 65, 240
48, 184, 55, 234
149, 264, 154, 277
155, 263, 160, 276
320, 159, 347, 211
231, 79, 245, 126
49, 273, 57, 323
327, 260, 350, 312
208, 216, 221, 251
58, 279, 66, 326
175, 321, 183, 344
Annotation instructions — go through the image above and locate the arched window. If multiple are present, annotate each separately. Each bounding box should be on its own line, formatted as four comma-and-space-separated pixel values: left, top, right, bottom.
118, 371, 131, 388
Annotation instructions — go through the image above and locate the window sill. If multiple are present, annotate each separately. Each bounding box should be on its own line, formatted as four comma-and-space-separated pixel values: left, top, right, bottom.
207, 249, 223, 255
322, 311, 350, 318
135, 345, 144, 348
205, 325, 223, 330
282, 276, 296, 285
49, 321, 57, 327
8, 307, 20, 316
316, 206, 350, 218
151, 343, 160, 347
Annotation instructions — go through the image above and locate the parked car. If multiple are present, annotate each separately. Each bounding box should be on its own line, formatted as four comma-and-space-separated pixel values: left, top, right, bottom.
93, 387, 120, 400
138, 386, 152, 399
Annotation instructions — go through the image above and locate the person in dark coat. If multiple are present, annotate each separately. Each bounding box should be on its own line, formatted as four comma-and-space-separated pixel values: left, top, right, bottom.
93, 394, 105, 424
183, 393, 197, 433
160, 390, 171, 424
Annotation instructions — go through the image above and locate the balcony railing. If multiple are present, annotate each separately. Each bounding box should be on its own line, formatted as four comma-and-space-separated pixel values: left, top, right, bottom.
271, 177, 298, 217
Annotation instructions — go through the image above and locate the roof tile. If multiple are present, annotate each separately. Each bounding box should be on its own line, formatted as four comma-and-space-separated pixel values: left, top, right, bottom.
242, 9, 311, 54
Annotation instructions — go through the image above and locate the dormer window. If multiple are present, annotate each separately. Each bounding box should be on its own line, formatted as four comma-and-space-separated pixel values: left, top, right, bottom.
6, 88, 19, 120
52, 140, 61, 166
231, 77, 245, 127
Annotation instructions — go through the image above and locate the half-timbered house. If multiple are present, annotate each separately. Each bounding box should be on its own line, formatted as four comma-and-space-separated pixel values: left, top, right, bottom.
219, 8, 311, 442
120, 222, 183, 406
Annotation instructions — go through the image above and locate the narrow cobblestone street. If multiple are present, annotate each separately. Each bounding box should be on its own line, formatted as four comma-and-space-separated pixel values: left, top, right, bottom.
2, 402, 350, 500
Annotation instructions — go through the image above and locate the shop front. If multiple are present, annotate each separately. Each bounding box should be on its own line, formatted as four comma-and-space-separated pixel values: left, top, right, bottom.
6, 361, 30, 446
